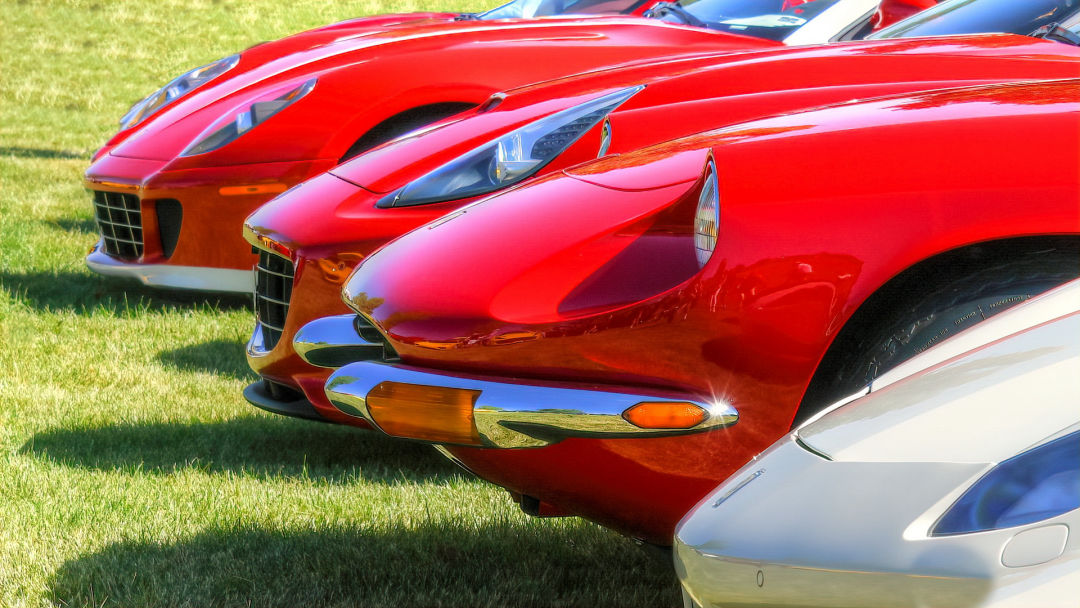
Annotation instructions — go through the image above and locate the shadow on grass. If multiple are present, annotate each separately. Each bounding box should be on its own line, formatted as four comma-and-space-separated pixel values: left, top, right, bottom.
21, 416, 458, 484
0, 270, 250, 314
0, 146, 87, 160
157, 340, 253, 381
44, 217, 98, 235
48, 524, 680, 607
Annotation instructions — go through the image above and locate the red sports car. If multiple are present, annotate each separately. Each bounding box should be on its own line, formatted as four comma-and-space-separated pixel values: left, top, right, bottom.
83, 0, 934, 292
240, 0, 1080, 426
297, 75, 1080, 545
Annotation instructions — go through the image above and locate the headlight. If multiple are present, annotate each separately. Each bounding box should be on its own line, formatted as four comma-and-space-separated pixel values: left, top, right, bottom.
181, 79, 316, 157
381, 85, 644, 208
693, 159, 719, 268
933, 430, 1079, 536
119, 55, 239, 130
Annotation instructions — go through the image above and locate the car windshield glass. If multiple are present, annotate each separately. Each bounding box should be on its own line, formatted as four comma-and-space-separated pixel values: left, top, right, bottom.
478, 0, 649, 19
870, 0, 1080, 39
659, 0, 848, 42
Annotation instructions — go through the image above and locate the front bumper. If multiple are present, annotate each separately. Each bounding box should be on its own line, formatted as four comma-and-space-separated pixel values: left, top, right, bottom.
297, 315, 738, 448
84, 153, 336, 289
242, 379, 327, 422
241, 246, 373, 427
86, 241, 254, 292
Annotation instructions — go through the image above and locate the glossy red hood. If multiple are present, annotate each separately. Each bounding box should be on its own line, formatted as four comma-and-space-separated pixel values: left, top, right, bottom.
105, 17, 774, 167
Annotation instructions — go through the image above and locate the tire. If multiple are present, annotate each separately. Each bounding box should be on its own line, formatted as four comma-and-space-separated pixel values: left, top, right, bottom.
795, 250, 1079, 427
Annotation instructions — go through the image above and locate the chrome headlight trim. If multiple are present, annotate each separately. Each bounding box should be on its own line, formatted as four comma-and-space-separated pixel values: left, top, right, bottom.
598, 118, 613, 158
693, 158, 720, 268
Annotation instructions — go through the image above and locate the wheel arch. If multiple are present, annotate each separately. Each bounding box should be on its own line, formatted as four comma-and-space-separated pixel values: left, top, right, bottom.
338, 101, 478, 163
797, 234, 1080, 423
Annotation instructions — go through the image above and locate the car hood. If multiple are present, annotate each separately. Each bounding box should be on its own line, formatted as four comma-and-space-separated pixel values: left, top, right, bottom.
105, 16, 775, 166
797, 284, 1080, 465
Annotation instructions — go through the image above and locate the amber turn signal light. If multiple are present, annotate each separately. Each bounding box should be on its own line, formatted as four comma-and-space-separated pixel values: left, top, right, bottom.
219, 183, 288, 196
366, 381, 483, 446
622, 401, 708, 430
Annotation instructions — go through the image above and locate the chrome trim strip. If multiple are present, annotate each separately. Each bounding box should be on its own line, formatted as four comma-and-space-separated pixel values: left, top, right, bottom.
246, 320, 271, 359
293, 314, 384, 368
323, 361, 739, 448
85, 241, 253, 293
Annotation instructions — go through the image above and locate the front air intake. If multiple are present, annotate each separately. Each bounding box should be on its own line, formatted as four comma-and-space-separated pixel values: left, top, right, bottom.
254, 250, 294, 350
92, 190, 143, 259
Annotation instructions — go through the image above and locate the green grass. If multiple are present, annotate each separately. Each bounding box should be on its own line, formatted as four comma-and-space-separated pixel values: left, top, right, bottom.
0, 1, 681, 605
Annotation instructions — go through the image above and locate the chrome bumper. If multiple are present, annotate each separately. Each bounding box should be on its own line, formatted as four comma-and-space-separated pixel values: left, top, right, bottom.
292, 314, 386, 368
323, 360, 738, 448
85, 241, 253, 293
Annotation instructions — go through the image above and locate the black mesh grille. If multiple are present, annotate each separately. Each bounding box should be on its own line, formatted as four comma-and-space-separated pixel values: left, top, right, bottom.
255, 250, 294, 350
92, 190, 143, 259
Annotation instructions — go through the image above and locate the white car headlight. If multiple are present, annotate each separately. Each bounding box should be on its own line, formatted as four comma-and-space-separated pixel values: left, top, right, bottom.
119, 54, 240, 130
933, 429, 1079, 536
381, 85, 644, 208
693, 159, 720, 268
181, 79, 316, 157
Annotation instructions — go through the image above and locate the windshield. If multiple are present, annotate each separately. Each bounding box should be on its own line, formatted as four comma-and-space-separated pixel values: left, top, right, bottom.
871, 0, 1080, 39
654, 0, 872, 43
479, 0, 652, 19
479, 0, 903, 44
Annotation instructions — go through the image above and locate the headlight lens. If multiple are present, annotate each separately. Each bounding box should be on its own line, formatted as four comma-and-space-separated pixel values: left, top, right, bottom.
119, 55, 240, 130
693, 159, 720, 268
383, 85, 644, 208
933, 430, 1079, 536
181, 79, 316, 157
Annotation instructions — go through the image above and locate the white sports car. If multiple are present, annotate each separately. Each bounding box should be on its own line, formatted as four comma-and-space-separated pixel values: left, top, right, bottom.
674, 279, 1080, 608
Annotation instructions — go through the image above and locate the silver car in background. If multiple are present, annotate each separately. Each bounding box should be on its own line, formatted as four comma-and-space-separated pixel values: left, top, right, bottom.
675, 280, 1080, 608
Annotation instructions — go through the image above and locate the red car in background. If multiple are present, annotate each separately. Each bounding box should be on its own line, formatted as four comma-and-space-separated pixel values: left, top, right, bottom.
83, 0, 933, 292
299, 76, 1080, 545
239, 0, 1080, 424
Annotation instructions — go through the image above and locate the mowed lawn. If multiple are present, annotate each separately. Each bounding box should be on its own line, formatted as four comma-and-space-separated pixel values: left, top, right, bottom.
0, 1, 681, 605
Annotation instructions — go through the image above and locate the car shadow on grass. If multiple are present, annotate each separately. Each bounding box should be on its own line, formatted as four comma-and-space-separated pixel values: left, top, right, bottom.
0, 146, 87, 160
21, 415, 459, 484
157, 340, 253, 381
43, 216, 98, 235
47, 523, 680, 607
0, 270, 250, 314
